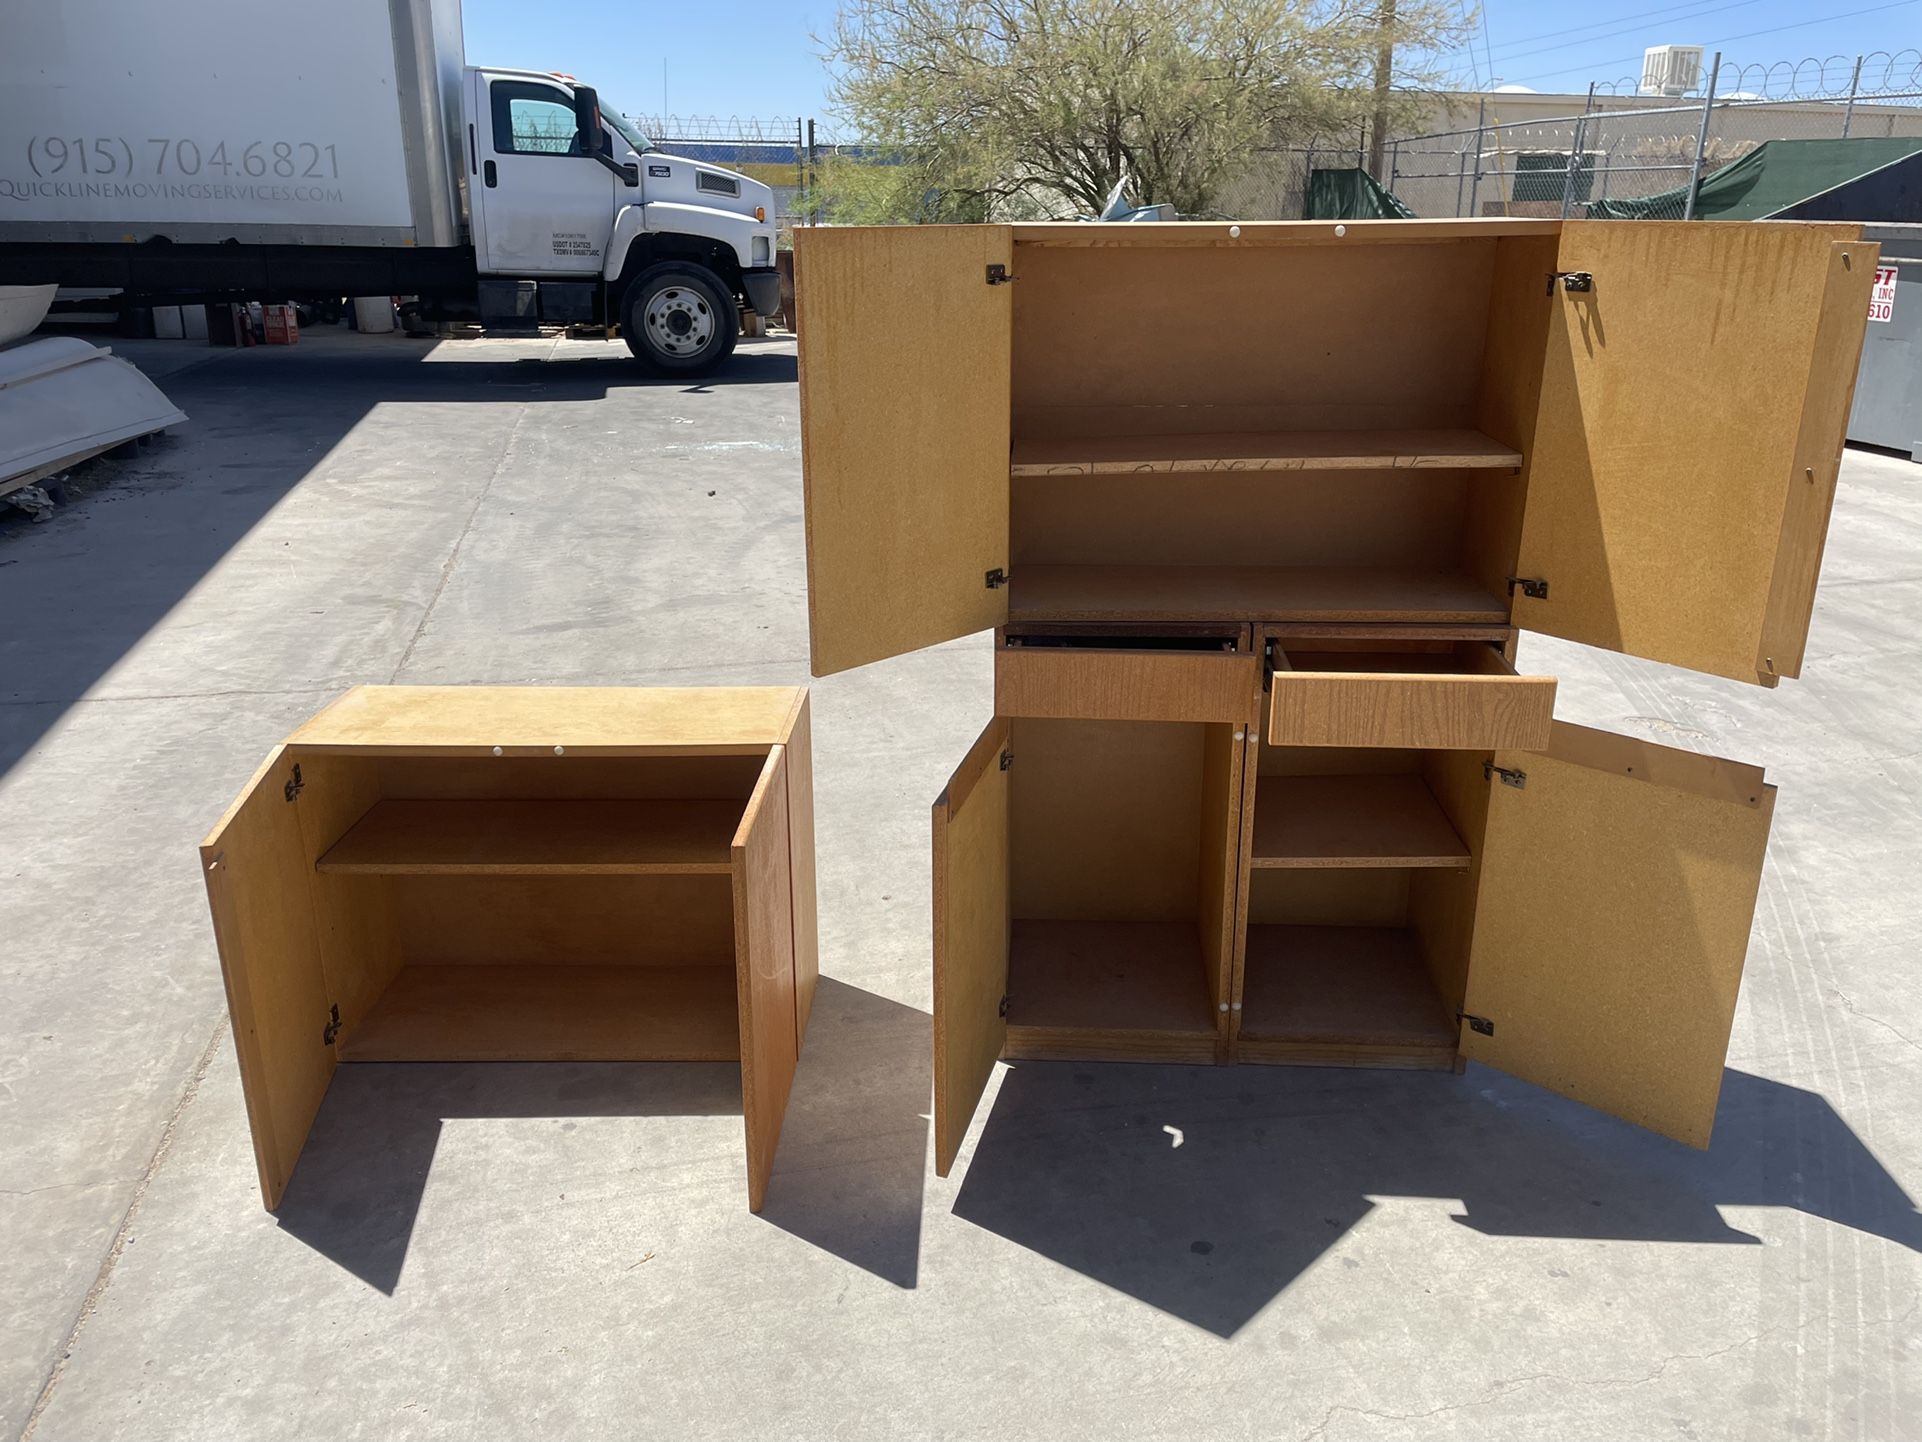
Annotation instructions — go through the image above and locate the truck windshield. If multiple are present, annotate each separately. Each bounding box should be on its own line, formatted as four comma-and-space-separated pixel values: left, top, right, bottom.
606, 110, 655, 155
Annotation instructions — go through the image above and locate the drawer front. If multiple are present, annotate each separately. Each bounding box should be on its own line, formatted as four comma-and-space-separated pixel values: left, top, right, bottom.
1267, 665, 1555, 749
996, 645, 1257, 724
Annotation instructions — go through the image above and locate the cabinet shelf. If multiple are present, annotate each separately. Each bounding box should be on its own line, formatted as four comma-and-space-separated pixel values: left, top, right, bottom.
1009, 564, 1509, 625
338, 963, 742, 1062
1238, 926, 1458, 1064
1010, 428, 1522, 476
1006, 919, 1219, 1061
1251, 774, 1470, 869
316, 799, 740, 876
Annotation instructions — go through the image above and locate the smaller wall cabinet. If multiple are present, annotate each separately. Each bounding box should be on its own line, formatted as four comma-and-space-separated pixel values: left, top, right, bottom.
798, 219, 1878, 1178
199, 686, 818, 1213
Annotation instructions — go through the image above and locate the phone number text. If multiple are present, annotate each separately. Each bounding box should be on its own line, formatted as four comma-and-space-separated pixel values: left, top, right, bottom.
26, 136, 342, 181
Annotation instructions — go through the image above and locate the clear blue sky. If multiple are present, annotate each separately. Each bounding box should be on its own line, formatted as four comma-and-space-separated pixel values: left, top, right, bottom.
458, 0, 1921, 126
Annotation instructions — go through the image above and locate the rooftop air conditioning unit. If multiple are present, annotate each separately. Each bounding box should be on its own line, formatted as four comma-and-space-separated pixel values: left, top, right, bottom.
1641, 44, 1704, 97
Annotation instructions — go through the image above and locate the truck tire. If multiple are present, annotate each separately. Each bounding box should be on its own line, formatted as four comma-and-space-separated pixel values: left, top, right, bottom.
622, 263, 738, 375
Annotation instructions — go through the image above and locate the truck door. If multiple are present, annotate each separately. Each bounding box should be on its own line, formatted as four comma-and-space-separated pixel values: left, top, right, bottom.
470, 72, 614, 276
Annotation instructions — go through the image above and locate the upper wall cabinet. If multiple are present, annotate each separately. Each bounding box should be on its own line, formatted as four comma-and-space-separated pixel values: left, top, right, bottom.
794, 220, 1875, 686
1512, 222, 1878, 686
796, 225, 1015, 676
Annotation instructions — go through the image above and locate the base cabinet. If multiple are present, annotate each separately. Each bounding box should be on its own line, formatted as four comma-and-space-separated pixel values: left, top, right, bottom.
200, 685, 818, 1213
934, 640, 1776, 1172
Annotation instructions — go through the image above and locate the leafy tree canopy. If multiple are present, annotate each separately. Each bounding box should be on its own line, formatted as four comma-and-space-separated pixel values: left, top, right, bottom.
818, 0, 1470, 221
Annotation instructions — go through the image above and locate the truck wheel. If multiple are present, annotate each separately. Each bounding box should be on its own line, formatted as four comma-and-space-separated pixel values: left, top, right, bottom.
622, 264, 738, 375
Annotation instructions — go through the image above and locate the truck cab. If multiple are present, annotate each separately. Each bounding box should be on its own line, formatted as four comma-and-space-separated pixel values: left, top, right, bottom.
464, 67, 778, 372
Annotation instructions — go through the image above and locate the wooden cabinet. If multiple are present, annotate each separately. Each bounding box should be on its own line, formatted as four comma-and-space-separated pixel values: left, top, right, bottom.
798, 218, 1877, 1173
199, 686, 818, 1213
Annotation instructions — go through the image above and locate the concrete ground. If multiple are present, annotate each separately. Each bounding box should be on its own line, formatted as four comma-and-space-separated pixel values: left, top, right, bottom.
2, 327, 1917, 1441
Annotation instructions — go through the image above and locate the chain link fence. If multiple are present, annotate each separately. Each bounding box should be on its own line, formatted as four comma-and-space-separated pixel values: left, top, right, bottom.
1215, 50, 1922, 221
625, 115, 842, 236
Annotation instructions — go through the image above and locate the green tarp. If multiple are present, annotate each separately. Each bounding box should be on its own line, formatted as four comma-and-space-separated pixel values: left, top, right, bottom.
1587, 137, 1922, 220
1512, 150, 1595, 203
1306, 167, 1415, 220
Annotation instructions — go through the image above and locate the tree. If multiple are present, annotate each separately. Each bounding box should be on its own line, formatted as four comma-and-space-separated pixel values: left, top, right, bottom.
818, 0, 1470, 220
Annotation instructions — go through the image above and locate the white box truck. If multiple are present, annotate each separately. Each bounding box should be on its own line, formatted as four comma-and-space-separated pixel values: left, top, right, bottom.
0, 0, 780, 374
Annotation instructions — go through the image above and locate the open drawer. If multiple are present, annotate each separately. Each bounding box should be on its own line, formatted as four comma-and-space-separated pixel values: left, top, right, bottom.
996, 627, 1258, 724
1266, 632, 1555, 750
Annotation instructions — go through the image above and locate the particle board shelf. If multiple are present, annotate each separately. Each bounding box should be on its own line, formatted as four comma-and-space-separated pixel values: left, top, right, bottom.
1010, 428, 1522, 476
1251, 774, 1469, 869
1005, 918, 1219, 1062
1008, 565, 1510, 625
1238, 925, 1459, 1065
316, 798, 740, 875
338, 963, 742, 1062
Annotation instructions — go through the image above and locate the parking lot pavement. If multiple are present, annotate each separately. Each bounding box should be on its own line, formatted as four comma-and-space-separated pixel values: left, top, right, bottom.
3, 329, 1917, 1441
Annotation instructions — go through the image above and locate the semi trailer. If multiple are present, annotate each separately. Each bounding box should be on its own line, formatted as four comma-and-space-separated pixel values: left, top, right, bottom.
0, 0, 779, 374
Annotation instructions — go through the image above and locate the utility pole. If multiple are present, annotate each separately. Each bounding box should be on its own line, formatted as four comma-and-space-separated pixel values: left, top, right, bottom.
1367, 0, 1396, 181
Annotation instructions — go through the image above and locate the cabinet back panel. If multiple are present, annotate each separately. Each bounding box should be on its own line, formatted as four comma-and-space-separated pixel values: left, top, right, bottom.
1011, 471, 1470, 569
1257, 745, 1422, 777
1011, 718, 1203, 921
1011, 241, 1498, 435
392, 874, 737, 966
1248, 868, 1409, 926
374, 755, 764, 801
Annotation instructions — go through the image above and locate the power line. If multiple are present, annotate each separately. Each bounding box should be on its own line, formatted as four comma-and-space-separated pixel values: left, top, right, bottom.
1496, 0, 1778, 72
1483, 0, 1765, 57
1504, 0, 1922, 85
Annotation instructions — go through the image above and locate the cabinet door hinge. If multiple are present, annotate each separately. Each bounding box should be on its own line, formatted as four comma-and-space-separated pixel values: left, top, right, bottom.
1459, 1012, 1495, 1036
1483, 762, 1527, 789
998, 993, 1011, 1018
1545, 270, 1593, 295
283, 763, 304, 802
322, 1003, 341, 1046
986, 264, 1015, 285
985, 567, 1010, 589
999, 750, 1013, 771
1507, 575, 1549, 600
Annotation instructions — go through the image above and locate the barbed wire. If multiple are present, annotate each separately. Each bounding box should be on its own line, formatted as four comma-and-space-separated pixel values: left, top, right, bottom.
1499, 48, 1922, 101
627, 114, 840, 144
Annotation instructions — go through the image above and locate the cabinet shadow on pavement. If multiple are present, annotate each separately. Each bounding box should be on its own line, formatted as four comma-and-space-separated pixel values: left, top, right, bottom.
951, 1060, 1922, 1339
271, 977, 928, 1294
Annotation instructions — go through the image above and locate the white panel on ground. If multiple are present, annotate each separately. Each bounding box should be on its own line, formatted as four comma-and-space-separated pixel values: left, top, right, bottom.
0, 337, 188, 496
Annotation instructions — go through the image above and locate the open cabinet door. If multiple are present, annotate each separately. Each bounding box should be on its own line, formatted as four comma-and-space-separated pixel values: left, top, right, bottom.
1459, 722, 1774, 1147
932, 718, 1012, 1177
734, 746, 799, 1214
796, 225, 1013, 675
1513, 222, 1878, 685
199, 746, 334, 1211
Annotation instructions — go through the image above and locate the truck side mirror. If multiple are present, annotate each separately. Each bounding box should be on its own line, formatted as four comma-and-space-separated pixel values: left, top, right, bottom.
571, 85, 606, 157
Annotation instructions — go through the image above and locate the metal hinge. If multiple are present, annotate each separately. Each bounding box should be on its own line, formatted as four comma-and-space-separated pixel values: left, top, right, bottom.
986, 265, 1015, 285
1459, 1012, 1495, 1036
985, 567, 1009, 589
1507, 575, 1549, 600
1483, 762, 1527, 789
1546, 270, 1593, 295
998, 993, 1011, 1018
999, 750, 1013, 771
322, 1003, 341, 1046
283, 763, 304, 802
